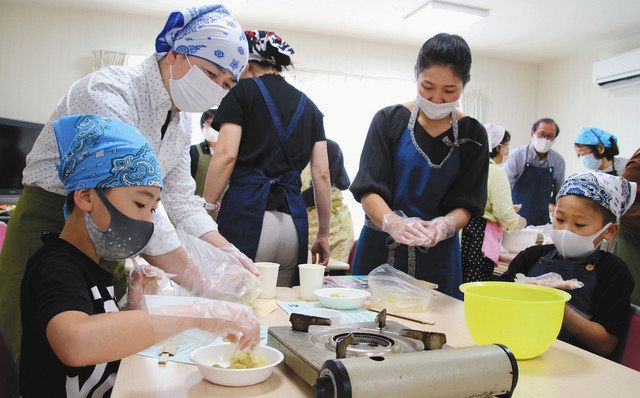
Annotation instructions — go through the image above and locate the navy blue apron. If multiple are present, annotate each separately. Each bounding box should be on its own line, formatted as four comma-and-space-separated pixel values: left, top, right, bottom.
218, 77, 309, 284
528, 248, 598, 346
352, 106, 464, 299
512, 146, 554, 226
528, 248, 597, 319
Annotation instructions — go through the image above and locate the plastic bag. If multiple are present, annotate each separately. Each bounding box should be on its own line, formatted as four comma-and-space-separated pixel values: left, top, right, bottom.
514, 272, 584, 290
173, 228, 261, 305
367, 264, 437, 313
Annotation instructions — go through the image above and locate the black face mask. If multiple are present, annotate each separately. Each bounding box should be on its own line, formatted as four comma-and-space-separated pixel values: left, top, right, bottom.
84, 188, 154, 260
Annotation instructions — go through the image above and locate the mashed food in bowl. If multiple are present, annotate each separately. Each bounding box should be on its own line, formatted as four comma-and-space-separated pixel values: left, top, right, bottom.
212, 351, 266, 369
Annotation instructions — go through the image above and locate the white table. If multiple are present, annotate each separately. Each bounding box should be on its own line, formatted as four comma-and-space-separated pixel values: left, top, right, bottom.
112, 287, 640, 397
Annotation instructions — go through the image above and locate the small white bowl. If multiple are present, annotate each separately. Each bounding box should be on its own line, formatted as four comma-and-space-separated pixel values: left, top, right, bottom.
189, 343, 284, 387
314, 288, 371, 310
294, 308, 342, 326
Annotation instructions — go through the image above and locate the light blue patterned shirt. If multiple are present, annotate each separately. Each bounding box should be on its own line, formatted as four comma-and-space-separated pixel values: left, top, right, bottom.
503, 142, 566, 202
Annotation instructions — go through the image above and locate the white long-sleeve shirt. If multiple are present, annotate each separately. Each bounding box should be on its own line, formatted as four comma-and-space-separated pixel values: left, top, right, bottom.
22, 55, 217, 255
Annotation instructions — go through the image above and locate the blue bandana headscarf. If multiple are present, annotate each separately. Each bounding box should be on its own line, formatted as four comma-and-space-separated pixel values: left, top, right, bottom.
575, 127, 618, 148
155, 4, 248, 80
557, 172, 637, 221
54, 115, 163, 194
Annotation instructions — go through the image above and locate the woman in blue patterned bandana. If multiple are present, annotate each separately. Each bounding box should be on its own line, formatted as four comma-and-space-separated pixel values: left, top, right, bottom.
0, 5, 256, 367
499, 171, 637, 357
19, 115, 260, 397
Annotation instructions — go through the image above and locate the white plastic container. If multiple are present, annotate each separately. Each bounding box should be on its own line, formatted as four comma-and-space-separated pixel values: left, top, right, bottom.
189, 343, 284, 387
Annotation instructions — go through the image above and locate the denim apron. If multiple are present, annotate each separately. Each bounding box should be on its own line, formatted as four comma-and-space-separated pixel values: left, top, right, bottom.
512, 146, 554, 226
352, 106, 464, 299
217, 78, 309, 275
528, 248, 597, 319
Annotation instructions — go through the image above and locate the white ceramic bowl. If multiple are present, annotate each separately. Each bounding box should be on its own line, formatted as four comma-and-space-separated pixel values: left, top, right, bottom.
502, 229, 540, 253
314, 288, 371, 310
189, 343, 284, 387
293, 307, 342, 326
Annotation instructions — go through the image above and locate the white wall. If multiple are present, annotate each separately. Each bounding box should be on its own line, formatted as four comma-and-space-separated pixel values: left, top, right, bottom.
538, 34, 640, 176
0, 3, 540, 233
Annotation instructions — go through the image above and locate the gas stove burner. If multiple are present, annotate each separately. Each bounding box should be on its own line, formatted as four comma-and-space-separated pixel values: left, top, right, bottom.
310, 326, 424, 359
332, 332, 396, 356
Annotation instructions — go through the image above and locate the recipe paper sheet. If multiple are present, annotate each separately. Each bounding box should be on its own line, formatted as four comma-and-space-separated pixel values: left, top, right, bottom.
276, 301, 377, 324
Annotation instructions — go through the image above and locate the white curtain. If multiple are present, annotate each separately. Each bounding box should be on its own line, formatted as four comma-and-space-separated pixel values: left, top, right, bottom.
92, 50, 127, 71
460, 85, 485, 121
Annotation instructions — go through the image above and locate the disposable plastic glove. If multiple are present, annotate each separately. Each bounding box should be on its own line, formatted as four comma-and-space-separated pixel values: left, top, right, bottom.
382, 211, 431, 246
220, 244, 261, 277
423, 215, 456, 247
145, 298, 261, 350
515, 216, 527, 230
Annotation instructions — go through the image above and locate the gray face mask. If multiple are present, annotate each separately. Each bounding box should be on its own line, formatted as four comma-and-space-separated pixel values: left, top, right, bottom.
84, 189, 154, 260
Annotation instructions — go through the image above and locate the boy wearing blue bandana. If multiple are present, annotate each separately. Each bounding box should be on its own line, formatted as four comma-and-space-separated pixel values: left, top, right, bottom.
19, 115, 259, 398
499, 171, 636, 357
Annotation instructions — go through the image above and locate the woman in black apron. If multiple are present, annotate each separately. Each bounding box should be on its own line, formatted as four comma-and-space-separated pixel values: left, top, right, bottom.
203, 30, 331, 287
350, 34, 489, 299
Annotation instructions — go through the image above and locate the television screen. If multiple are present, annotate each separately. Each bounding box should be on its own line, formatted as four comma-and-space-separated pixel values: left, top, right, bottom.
0, 118, 44, 198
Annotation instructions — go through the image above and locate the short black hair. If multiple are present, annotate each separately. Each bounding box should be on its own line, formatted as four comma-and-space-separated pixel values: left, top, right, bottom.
65, 192, 75, 213
581, 137, 620, 161
490, 130, 511, 158
414, 33, 472, 85
531, 118, 560, 137
200, 109, 217, 128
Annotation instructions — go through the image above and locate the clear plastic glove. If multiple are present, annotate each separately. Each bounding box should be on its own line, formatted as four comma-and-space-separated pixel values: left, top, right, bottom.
144, 296, 261, 350
512, 204, 522, 213
311, 236, 330, 265
123, 260, 174, 310
220, 244, 261, 277
423, 215, 456, 247
515, 216, 527, 230
382, 211, 431, 246
173, 229, 261, 305
514, 272, 584, 290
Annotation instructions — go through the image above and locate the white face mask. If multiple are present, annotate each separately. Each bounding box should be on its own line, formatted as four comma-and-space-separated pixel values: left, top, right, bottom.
169, 57, 229, 113
550, 222, 611, 259
579, 153, 602, 170
416, 93, 459, 120
532, 136, 554, 153
202, 126, 219, 143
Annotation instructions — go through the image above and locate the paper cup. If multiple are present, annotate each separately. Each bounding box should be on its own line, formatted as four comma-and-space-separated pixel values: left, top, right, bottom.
298, 264, 325, 301
256, 262, 280, 299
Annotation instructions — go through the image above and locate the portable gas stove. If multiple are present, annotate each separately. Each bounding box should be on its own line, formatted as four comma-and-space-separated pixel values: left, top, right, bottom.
268, 310, 518, 398
267, 310, 446, 386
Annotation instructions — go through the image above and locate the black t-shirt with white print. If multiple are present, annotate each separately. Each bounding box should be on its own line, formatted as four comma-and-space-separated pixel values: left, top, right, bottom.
20, 233, 120, 397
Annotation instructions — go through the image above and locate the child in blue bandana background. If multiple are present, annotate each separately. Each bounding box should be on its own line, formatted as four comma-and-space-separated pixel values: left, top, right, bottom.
499, 171, 636, 357
19, 115, 259, 398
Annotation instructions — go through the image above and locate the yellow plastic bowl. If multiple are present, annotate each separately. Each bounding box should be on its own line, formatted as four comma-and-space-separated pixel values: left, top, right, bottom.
460, 282, 571, 360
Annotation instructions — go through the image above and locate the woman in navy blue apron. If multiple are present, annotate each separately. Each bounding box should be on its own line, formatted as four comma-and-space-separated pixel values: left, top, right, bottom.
350, 34, 489, 299
203, 30, 331, 287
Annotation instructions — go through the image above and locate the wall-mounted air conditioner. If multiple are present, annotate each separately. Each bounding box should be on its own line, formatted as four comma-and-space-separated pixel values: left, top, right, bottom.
593, 47, 640, 89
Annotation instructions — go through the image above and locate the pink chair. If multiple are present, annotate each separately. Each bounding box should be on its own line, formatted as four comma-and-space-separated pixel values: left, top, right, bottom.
620, 305, 640, 372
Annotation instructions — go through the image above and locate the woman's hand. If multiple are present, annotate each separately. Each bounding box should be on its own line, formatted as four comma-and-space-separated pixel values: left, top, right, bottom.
311, 236, 330, 265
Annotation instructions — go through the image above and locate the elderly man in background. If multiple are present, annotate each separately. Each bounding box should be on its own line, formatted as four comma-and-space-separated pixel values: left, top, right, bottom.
503, 118, 565, 226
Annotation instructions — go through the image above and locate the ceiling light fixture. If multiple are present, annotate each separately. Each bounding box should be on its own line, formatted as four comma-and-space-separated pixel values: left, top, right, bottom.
403, 1, 490, 33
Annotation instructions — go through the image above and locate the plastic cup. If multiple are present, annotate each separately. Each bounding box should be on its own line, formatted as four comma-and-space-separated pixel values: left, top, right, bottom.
256, 262, 280, 299
298, 264, 326, 301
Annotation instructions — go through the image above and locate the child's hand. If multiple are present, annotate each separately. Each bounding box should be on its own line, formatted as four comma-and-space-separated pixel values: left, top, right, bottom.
125, 265, 161, 310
